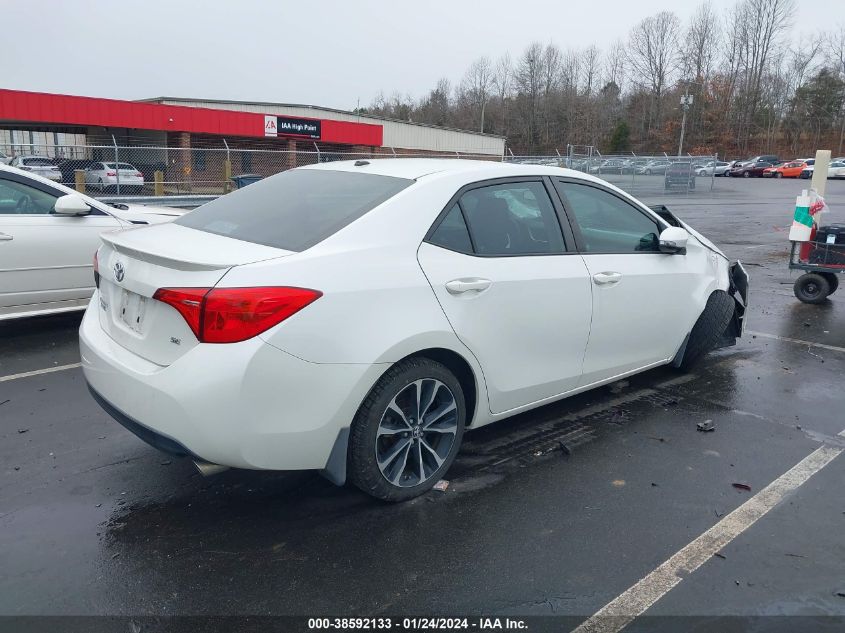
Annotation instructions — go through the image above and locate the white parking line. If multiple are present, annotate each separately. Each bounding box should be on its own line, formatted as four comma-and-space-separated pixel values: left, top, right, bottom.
0, 362, 81, 383
571, 433, 845, 633
748, 330, 845, 354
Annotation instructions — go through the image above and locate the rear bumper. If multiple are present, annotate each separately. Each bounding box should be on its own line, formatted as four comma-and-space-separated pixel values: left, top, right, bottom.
79, 297, 386, 470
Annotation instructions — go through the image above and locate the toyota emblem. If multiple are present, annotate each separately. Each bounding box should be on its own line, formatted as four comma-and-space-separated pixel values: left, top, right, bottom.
114, 261, 125, 283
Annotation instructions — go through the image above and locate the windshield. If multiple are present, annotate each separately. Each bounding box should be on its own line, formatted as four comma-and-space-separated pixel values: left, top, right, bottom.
177, 168, 413, 252
23, 158, 55, 167
105, 163, 137, 170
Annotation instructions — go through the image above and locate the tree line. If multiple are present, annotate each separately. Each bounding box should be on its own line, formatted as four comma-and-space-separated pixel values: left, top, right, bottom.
362, 0, 845, 159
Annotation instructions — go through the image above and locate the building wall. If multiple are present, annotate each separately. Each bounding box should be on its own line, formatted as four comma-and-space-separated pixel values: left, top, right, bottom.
154, 99, 505, 155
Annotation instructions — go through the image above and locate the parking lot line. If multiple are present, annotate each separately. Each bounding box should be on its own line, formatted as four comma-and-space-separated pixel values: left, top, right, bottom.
0, 362, 81, 383
571, 432, 845, 633
747, 330, 845, 354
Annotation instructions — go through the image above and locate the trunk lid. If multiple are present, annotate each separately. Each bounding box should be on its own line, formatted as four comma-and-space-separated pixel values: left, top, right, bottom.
96, 223, 291, 365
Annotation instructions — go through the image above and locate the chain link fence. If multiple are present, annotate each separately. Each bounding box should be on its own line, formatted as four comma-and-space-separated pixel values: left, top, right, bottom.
505, 151, 719, 197
2, 140, 718, 200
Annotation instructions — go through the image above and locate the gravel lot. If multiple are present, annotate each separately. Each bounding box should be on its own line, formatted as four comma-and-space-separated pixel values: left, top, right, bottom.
1, 176, 844, 631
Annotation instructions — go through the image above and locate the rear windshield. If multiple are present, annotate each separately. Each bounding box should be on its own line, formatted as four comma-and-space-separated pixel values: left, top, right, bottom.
176, 168, 413, 252
24, 158, 54, 166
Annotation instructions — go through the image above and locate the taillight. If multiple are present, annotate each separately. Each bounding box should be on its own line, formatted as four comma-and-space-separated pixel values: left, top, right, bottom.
152, 287, 321, 344
152, 288, 208, 339
93, 250, 100, 288
107, 171, 116, 176
134, 172, 143, 177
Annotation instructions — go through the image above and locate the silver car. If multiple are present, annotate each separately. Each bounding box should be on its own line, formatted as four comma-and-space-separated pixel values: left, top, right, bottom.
84, 162, 145, 193
9, 155, 62, 181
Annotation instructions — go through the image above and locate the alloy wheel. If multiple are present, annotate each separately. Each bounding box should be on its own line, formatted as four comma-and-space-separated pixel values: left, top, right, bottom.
375, 379, 458, 487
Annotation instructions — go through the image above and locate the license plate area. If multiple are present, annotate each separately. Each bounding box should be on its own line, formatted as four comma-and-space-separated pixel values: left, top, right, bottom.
119, 289, 147, 334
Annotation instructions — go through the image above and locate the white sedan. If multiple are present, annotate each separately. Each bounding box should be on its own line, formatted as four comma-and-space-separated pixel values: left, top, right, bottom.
9, 155, 63, 181
84, 161, 145, 193
80, 159, 748, 501
697, 161, 733, 177
0, 163, 184, 321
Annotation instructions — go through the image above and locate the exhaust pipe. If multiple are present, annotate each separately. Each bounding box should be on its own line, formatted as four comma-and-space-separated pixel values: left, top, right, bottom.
192, 459, 230, 477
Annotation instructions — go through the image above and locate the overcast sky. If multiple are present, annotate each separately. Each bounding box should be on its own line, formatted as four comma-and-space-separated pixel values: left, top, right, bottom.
3, 0, 837, 110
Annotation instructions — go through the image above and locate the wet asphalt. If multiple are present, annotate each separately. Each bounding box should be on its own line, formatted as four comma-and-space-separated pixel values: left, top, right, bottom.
1, 177, 844, 627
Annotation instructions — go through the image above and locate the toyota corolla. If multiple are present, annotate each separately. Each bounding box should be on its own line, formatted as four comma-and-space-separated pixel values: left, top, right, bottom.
80, 159, 748, 501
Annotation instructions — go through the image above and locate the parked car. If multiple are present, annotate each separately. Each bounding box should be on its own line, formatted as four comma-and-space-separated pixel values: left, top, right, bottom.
637, 160, 671, 175
84, 162, 145, 193
589, 159, 626, 175
56, 159, 100, 185
696, 161, 733, 177
729, 161, 774, 177
0, 163, 184, 321
9, 155, 63, 181
621, 159, 649, 174
80, 159, 748, 501
800, 161, 845, 179
664, 161, 697, 189
829, 161, 845, 179
735, 155, 780, 169
763, 161, 806, 178
0, 151, 11, 165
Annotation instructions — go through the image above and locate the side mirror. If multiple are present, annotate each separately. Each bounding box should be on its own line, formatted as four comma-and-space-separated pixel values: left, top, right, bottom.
659, 226, 688, 255
53, 194, 91, 216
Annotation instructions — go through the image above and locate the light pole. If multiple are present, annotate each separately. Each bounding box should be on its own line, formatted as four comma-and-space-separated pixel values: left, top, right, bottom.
678, 92, 694, 157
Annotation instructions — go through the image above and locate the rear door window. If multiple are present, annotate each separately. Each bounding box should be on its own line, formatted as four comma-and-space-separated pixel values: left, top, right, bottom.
177, 169, 412, 252
428, 203, 473, 254
457, 182, 566, 256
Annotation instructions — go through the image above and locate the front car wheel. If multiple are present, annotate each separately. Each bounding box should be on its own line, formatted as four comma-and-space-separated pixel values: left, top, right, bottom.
349, 358, 466, 502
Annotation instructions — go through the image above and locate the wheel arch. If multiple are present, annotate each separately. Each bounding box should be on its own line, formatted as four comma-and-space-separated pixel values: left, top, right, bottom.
320, 345, 484, 488
402, 347, 479, 428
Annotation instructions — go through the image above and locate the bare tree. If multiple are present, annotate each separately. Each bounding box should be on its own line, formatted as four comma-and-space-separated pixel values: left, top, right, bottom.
733, 0, 796, 151
462, 56, 494, 133
604, 40, 626, 92
826, 25, 845, 152
515, 42, 544, 151
684, 2, 720, 82
541, 44, 562, 146
492, 53, 513, 136
626, 11, 681, 134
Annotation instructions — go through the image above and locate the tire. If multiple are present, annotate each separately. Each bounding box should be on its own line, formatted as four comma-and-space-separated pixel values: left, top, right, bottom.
645, 169, 652, 175
822, 273, 839, 294
743, 171, 750, 178
775, 172, 783, 178
349, 357, 466, 502
678, 290, 736, 371
793, 273, 831, 304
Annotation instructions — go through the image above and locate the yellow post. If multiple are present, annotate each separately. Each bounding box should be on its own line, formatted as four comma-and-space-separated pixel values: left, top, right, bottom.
811, 150, 831, 196
154, 170, 164, 196
223, 158, 232, 193
74, 170, 86, 193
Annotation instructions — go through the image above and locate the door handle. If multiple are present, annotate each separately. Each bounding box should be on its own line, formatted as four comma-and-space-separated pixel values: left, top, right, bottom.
592, 271, 622, 286
445, 278, 492, 295
0, 233, 13, 241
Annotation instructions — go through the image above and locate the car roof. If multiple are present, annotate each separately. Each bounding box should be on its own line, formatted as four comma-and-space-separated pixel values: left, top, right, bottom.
300, 158, 601, 183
